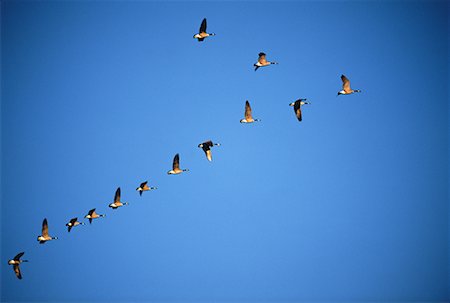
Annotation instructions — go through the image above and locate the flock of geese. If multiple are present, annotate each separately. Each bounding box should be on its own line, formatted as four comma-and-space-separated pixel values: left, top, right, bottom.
7, 17, 361, 281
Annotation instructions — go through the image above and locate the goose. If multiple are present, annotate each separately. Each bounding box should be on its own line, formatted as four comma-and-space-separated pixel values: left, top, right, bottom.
240, 100, 260, 123
37, 218, 58, 244
84, 208, 105, 224
338, 74, 361, 95
136, 181, 157, 196
254, 52, 278, 71
193, 18, 215, 42
167, 153, 189, 175
66, 217, 84, 232
289, 99, 310, 122
109, 187, 129, 209
8, 252, 28, 280
198, 140, 220, 161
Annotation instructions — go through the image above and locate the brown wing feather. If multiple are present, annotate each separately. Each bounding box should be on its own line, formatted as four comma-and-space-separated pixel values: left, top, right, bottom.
206, 150, 212, 161
13, 265, 22, 279
296, 107, 302, 121
199, 18, 207, 34
245, 100, 253, 120
341, 74, 351, 93
173, 154, 180, 170
293, 100, 302, 121
14, 252, 25, 261
114, 187, 121, 203
88, 208, 95, 216
258, 53, 267, 65
42, 218, 49, 237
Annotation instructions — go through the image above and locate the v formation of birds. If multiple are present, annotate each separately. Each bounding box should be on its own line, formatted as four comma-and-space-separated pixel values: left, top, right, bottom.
7, 17, 361, 280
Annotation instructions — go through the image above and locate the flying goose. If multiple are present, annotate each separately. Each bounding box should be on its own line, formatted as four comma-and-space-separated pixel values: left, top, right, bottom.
84, 208, 105, 224
8, 252, 28, 280
193, 18, 215, 42
289, 98, 310, 122
240, 100, 260, 123
136, 181, 157, 196
109, 187, 129, 209
37, 218, 58, 244
338, 74, 361, 95
254, 52, 278, 71
66, 217, 84, 232
198, 140, 220, 161
167, 153, 189, 175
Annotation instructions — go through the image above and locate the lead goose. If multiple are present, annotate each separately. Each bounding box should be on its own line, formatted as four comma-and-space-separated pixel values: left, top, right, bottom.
338, 74, 361, 95
8, 252, 28, 280
254, 52, 278, 71
193, 18, 215, 42
37, 218, 58, 244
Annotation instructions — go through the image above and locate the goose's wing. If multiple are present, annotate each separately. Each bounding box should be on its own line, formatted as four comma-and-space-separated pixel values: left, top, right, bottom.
70, 218, 78, 224
341, 74, 351, 93
13, 264, 22, 279
258, 52, 267, 64
206, 149, 212, 161
114, 187, 121, 203
245, 100, 253, 120
42, 218, 49, 237
294, 100, 302, 121
88, 208, 96, 216
199, 18, 207, 33
173, 154, 180, 170
13, 252, 25, 261
140, 181, 148, 188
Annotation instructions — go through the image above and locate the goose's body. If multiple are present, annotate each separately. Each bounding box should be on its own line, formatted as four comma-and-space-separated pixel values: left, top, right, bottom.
198, 140, 220, 161
289, 98, 310, 122
240, 100, 260, 123
37, 218, 58, 244
84, 208, 105, 224
167, 153, 189, 175
254, 52, 278, 71
193, 18, 215, 42
136, 181, 157, 196
338, 74, 361, 95
109, 187, 129, 209
66, 217, 84, 232
8, 252, 28, 279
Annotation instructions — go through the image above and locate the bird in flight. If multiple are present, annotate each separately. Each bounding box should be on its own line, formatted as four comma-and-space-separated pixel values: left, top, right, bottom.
136, 181, 157, 196
108, 187, 129, 209
37, 218, 58, 244
337, 74, 361, 95
198, 140, 221, 161
254, 52, 278, 71
66, 217, 84, 232
289, 98, 310, 122
167, 153, 189, 175
8, 252, 28, 280
193, 18, 215, 42
240, 100, 260, 123
84, 208, 105, 224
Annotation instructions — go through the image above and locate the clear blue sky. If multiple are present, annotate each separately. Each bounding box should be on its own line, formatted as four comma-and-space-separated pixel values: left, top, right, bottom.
1, 1, 449, 302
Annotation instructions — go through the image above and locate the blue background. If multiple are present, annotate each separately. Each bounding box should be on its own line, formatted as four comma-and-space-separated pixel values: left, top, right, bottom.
1, 1, 449, 302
